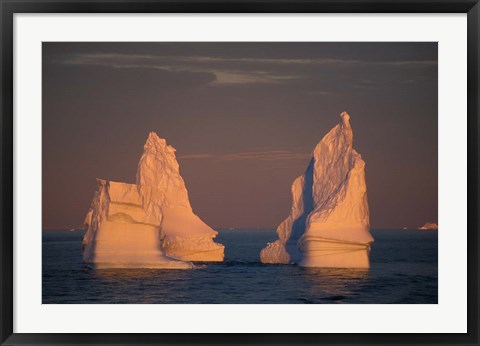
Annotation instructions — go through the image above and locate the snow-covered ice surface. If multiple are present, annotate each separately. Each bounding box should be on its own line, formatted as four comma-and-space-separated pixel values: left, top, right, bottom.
82, 132, 224, 268
260, 112, 374, 268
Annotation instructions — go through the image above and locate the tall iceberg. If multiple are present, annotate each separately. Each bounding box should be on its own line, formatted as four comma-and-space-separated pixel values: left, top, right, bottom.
82, 132, 224, 268
260, 112, 374, 268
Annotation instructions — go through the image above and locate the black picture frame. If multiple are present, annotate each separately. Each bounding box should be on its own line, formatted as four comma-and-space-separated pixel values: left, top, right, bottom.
1, 1, 478, 345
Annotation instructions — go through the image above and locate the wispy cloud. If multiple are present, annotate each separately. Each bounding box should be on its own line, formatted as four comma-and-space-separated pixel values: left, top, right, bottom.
380, 60, 437, 66
174, 56, 360, 66
207, 70, 301, 85
180, 56, 437, 67
308, 90, 335, 96
61, 53, 437, 67
178, 150, 311, 161
56, 53, 305, 85
55, 52, 436, 86
60, 53, 358, 67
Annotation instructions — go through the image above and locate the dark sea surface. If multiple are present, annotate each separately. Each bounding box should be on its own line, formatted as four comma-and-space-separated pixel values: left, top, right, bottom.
42, 229, 437, 304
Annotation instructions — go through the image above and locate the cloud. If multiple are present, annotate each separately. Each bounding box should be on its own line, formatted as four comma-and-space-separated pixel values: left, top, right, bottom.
210, 70, 302, 85
178, 150, 311, 161
56, 53, 305, 86
308, 90, 335, 96
54, 52, 436, 87
174, 56, 359, 66
177, 56, 437, 67
59, 52, 437, 68
58, 53, 356, 67
379, 60, 437, 66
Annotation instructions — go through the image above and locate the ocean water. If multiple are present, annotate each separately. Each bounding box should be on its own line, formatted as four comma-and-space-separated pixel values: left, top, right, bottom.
42, 229, 437, 304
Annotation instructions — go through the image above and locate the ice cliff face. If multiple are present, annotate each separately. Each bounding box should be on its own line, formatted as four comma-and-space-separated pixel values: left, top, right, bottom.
136, 132, 191, 219
260, 112, 374, 268
82, 180, 192, 269
82, 132, 224, 268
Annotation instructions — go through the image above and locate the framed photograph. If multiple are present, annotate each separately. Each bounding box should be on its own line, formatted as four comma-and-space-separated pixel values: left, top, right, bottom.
1, 0, 478, 345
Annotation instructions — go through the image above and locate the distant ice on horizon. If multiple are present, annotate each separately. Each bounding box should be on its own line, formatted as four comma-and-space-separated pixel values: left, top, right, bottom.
419, 222, 438, 230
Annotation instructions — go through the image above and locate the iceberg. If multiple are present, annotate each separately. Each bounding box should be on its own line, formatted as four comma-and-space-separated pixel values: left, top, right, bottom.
82, 132, 224, 268
260, 112, 374, 268
419, 222, 438, 230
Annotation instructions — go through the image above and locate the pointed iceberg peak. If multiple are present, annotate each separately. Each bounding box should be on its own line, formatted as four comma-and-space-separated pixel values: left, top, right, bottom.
340, 111, 350, 125
136, 132, 182, 193
143, 131, 175, 155
136, 132, 190, 214
146, 131, 163, 144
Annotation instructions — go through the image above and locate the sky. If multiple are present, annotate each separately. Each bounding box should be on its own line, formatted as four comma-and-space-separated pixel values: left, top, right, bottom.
42, 42, 437, 229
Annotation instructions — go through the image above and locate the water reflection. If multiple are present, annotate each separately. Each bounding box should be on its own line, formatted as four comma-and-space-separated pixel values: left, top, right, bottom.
300, 267, 369, 301
89, 267, 189, 281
